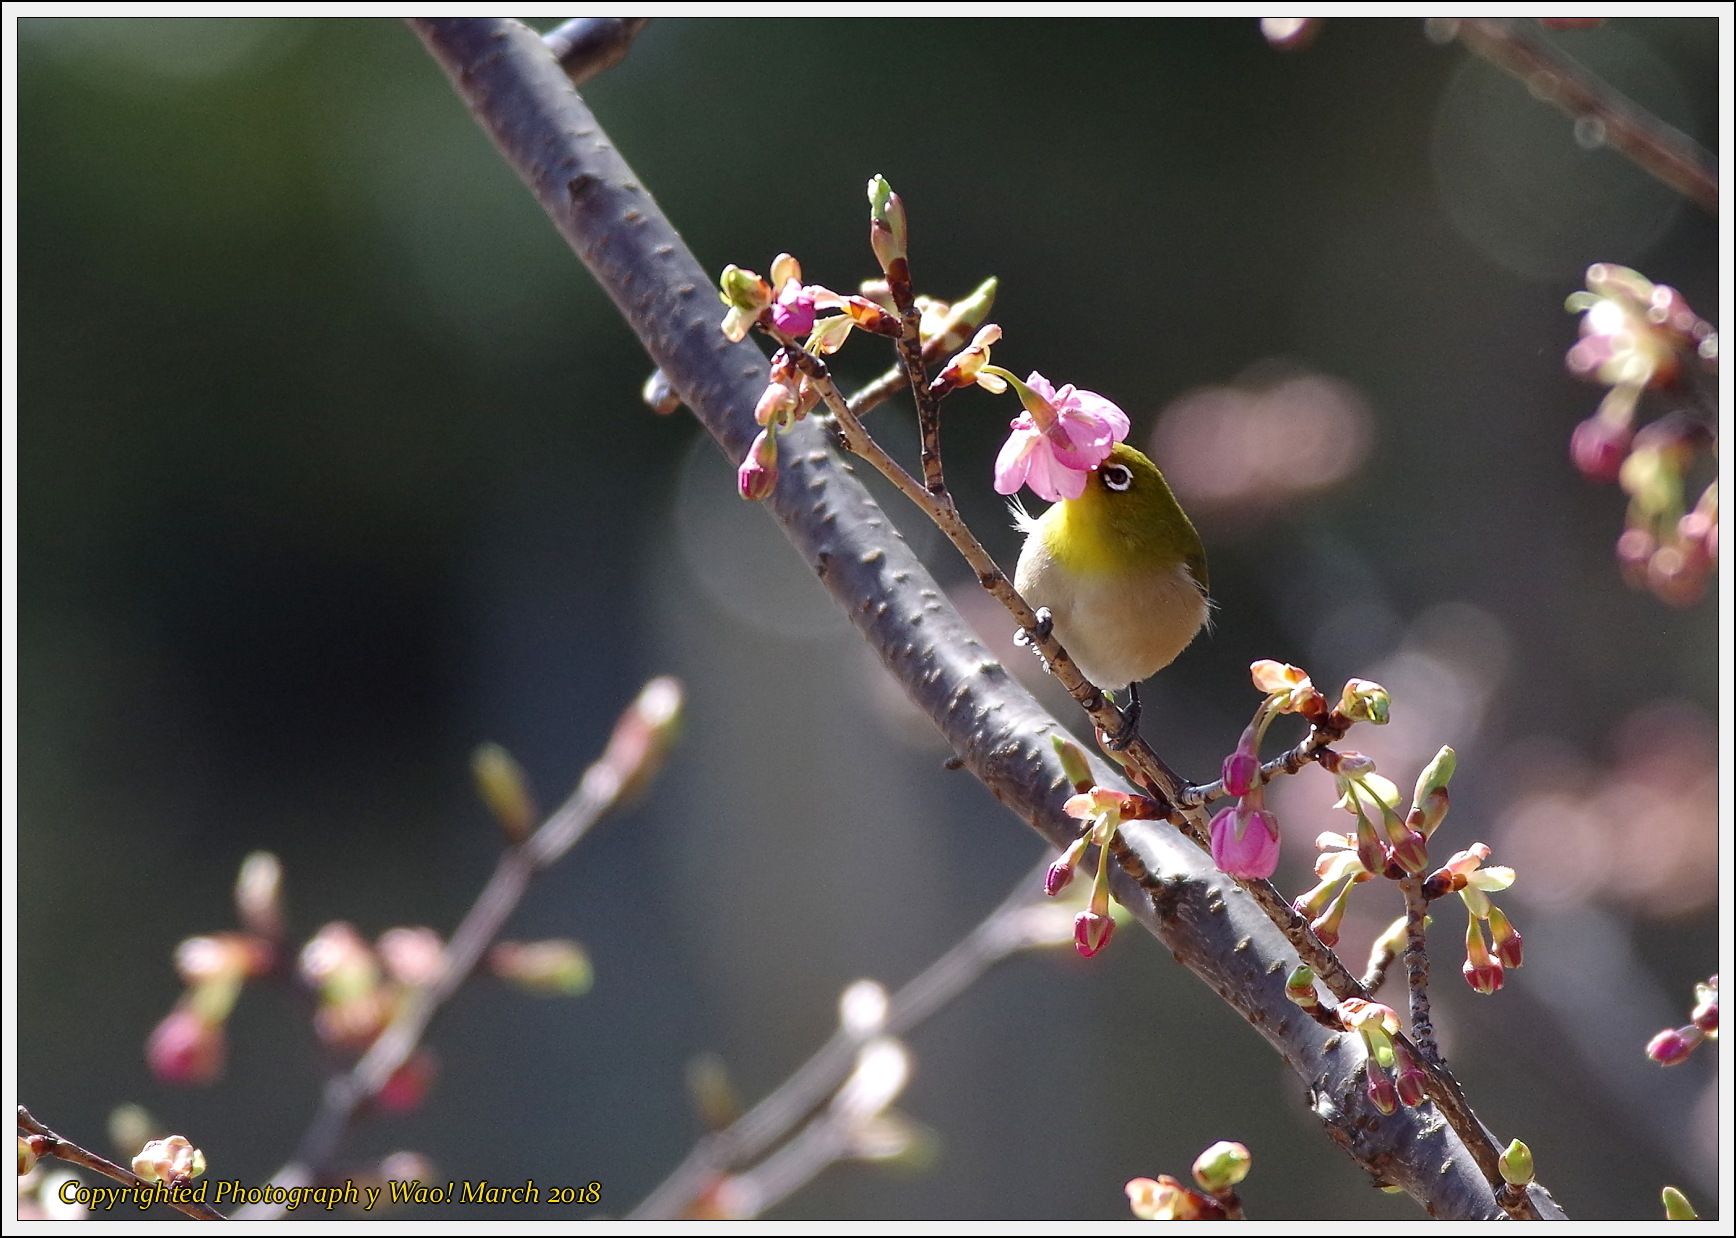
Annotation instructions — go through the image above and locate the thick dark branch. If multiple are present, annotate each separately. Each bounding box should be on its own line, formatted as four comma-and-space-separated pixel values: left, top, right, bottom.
1452, 18, 1717, 213
408, 19, 1564, 1219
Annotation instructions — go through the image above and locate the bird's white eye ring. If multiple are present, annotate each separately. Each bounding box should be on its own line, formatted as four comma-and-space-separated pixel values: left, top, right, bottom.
1102, 464, 1133, 492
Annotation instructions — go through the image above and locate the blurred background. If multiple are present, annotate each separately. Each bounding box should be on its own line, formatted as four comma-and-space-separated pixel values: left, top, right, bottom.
16, 17, 1722, 1220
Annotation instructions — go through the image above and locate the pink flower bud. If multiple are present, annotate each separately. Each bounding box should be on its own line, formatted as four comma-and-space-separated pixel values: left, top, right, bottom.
376, 1050, 438, 1114
1367, 1074, 1399, 1115
1126, 1175, 1219, 1221
1209, 805, 1282, 880
146, 1006, 225, 1086
1354, 810, 1386, 877
1392, 1041, 1427, 1108
1073, 909, 1114, 957
1337, 998, 1401, 1037
1221, 750, 1261, 799
378, 926, 446, 989
1487, 905, 1523, 969
754, 380, 798, 428
770, 282, 817, 336
175, 932, 270, 985
300, 921, 380, 1000
1462, 951, 1504, 995
1309, 909, 1344, 950
1571, 415, 1632, 482
1387, 827, 1430, 877
1646, 1026, 1702, 1066
1044, 858, 1074, 898
737, 430, 778, 501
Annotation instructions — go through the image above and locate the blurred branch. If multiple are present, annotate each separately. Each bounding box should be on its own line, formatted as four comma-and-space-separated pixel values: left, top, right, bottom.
1448, 18, 1717, 214
17, 1107, 226, 1221
409, 18, 1564, 1219
633, 857, 1062, 1218
241, 678, 681, 1217
541, 17, 649, 86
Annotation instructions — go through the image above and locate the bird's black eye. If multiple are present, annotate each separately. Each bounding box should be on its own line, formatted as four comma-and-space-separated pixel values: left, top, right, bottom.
1102, 463, 1133, 492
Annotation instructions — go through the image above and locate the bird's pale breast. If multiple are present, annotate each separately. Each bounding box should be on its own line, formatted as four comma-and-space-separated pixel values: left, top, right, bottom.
1015, 549, 1208, 691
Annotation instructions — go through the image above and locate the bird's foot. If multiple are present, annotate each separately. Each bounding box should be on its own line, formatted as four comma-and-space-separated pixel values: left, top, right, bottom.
1014, 608, 1055, 673
1102, 683, 1142, 751
1014, 607, 1053, 646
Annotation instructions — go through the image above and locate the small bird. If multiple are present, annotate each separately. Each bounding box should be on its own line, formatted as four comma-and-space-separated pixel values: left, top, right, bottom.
1013, 441, 1209, 742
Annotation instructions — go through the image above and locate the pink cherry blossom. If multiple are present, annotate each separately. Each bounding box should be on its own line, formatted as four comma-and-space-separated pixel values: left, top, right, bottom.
770, 280, 817, 336
992, 372, 1131, 502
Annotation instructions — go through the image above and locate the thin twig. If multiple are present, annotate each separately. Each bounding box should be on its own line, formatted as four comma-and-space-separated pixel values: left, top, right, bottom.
541, 17, 649, 87
1401, 877, 1439, 1065
240, 679, 674, 1217
1451, 18, 1717, 213
18, 1107, 227, 1221
631, 858, 1061, 1219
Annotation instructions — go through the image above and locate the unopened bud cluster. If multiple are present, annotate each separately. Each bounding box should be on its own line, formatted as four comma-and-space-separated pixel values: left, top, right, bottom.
1125, 1140, 1250, 1219
1565, 264, 1717, 607
1646, 974, 1718, 1066
1206, 661, 1370, 883
146, 854, 595, 1113
144, 853, 283, 1086
1421, 841, 1523, 995
1044, 737, 1152, 958
1337, 999, 1428, 1114
132, 1135, 206, 1185
719, 178, 1000, 503
1040, 738, 1166, 958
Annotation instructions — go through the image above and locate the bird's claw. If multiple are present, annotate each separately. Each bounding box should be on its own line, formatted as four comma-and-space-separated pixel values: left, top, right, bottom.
1014, 607, 1053, 649
1101, 684, 1142, 751
1014, 608, 1056, 674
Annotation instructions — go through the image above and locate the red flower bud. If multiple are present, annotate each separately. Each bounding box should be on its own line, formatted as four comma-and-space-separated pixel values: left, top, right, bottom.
1570, 416, 1632, 482
1462, 954, 1504, 995
1073, 909, 1114, 958
1367, 1074, 1399, 1115
147, 1006, 225, 1086
1221, 751, 1260, 799
1392, 1042, 1428, 1108
1646, 1026, 1702, 1066
376, 1050, 438, 1113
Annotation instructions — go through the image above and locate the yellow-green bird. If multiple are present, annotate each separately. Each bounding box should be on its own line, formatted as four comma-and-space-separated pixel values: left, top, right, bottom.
1013, 441, 1209, 738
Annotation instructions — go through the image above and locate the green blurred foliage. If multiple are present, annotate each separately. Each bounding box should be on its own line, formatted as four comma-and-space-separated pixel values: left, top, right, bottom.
17, 17, 1718, 1220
